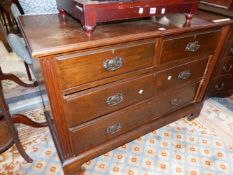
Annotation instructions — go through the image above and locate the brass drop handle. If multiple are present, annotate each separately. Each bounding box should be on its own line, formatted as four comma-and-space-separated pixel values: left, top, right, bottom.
178, 70, 191, 80
186, 41, 200, 52
106, 123, 121, 135
106, 93, 124, 106
170, 98, 182, 106
103, 57, 123, 71
222, 65, 233, 73
215, 83, 225, 91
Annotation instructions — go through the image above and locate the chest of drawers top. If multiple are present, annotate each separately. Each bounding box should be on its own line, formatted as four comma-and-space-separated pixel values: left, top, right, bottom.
18, 11, 232, 58
17, 10, 233, 175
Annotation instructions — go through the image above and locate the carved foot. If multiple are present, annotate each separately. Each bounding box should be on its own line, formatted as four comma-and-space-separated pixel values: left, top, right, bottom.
12, 114, 47, 128
64, 166, 85, 175
83, 25, 95, 33
59, 9, 66, 15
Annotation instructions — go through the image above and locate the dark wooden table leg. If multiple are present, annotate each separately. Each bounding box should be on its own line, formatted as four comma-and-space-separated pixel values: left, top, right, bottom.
0, 66, 47, 162
0, 83, 32, 163
24, 62, 33, 81
4, 113, 33, 162
0, 120, 14, 153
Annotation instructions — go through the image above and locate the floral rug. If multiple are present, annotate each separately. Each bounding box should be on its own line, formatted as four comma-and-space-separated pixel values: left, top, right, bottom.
0, 98, 233, 175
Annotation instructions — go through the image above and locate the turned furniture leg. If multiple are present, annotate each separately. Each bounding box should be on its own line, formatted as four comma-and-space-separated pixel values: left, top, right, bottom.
24, 62, 33, 81
82, 18, 96, 33
183, 13, 193, 27
83, 25, 95, 33
0, 66, 47, 162
64, 165, 85, 175
0, 83, 32, 163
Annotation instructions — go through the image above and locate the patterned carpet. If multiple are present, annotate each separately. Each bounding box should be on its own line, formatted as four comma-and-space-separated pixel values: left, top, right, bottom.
0, 98, 233, 175
1, 41, 233, 175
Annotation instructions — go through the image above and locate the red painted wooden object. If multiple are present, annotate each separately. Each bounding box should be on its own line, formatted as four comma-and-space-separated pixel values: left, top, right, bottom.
56, 0, 199, 32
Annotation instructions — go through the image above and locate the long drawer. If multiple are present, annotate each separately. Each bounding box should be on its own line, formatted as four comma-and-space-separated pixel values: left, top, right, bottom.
70, 99, 157, 155
64, 74, 155, 127
56, 39, 155, 89
69, 83, 199, 155
157, 30, 220, 64
154, 58, 208, 93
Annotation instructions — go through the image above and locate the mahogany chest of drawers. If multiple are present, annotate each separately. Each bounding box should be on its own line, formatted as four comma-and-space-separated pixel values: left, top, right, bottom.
206, 25, 233, 97
18, 11, 232, 174
199, 2, 233, 97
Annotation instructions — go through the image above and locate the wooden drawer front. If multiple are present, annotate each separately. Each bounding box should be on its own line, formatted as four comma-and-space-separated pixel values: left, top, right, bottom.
70, 99, 160, 155
227, 44, 233, 57
209, 76, 233, 93
157, 83, 199, 116
220, 59, 233, 75
65, 74, 155, 127
158, 30, 220, 64
154, 59, 208, 93
56, 40, 155, 89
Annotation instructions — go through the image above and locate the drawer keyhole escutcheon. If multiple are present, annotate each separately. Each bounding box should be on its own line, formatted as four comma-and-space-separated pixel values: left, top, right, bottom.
106, 123, 121, 135
170, 98, 182, 106
222, 65, 233, 73
106, 93, 124, 106
103, 57, 123, 71
185, 41, 200, 52
215, 83, 225, 91
178, 70, 191, 80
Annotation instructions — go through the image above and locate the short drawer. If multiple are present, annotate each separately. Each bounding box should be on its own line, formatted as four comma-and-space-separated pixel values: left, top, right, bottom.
209, 76, 233, 93
64, 74, 155, 127
157, 83, 199, 116
70, 99, 160, 155
158, 30, 220, 64
56, 39, 155, 89
220, 59, 233, 75
154, 58, 208, 93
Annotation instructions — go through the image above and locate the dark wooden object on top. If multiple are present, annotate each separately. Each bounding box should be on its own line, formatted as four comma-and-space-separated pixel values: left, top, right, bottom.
18, 11, 232, 174
0, 67, 47, 162
56, 0, 199, 32
199, 1, 233, 98
199, 0, 233, 16
200, 0, 233, 9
